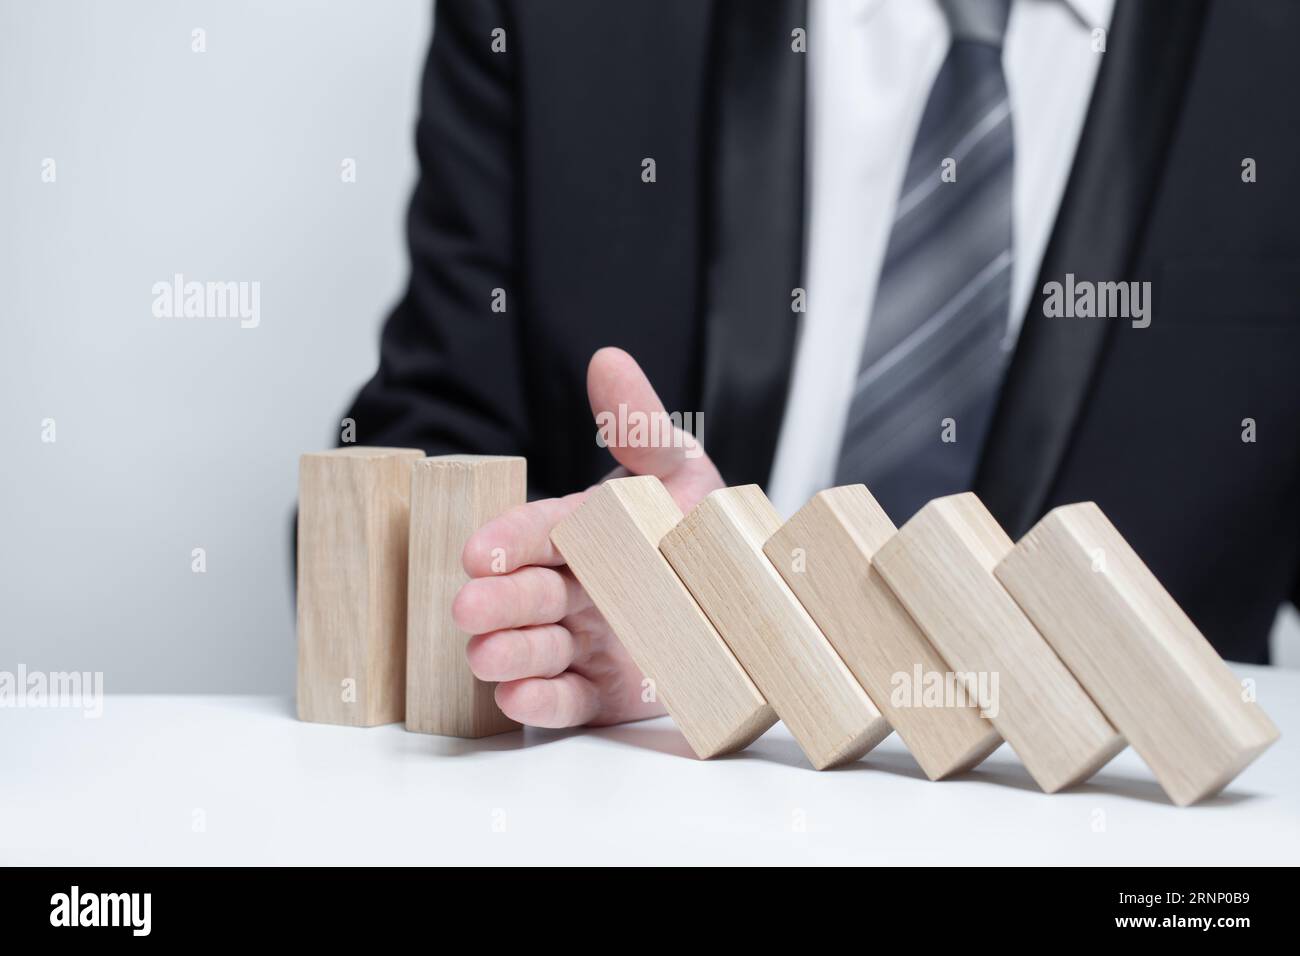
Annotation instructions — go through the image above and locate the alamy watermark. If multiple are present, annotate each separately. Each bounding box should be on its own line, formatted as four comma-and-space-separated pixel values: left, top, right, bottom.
0, 664, 103, 718
50, 886, 150, 936
152, 273, 260, 329
890, 664, 999, 719
1042, 273, 1151, 329
594, 403, 704, 459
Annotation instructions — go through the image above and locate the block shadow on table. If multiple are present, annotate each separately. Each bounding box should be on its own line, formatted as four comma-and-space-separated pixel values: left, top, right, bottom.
278, 695, 1264, 805
596, 722, 1263, 807
404, 726, 586, 757
588, 722, 701, 760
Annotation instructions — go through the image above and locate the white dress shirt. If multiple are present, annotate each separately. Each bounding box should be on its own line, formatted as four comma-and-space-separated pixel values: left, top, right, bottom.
766, 0, 1115, 517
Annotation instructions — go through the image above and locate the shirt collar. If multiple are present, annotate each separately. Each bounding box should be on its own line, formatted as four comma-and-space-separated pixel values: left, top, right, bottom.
854, 0, 1111, 32
1061, 0, 1111, 31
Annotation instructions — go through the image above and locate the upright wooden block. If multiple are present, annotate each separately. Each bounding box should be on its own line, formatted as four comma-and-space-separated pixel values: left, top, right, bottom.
550, 476, 775, 759
660, 486, 891, 770
406, 455, 526, 738
995, 503, 1280, 805
874, 493, 1124, 792
297, 447, 424, 726
765, 486, 1001, 780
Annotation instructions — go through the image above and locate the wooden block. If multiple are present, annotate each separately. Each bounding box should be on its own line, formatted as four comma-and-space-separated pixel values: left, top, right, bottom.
660, 485, 891, 770
406, 455, 526, 737
297, 447, 424, 726
765, 485, 1001, 780
873, 493, 1124, 792
550, 476, 774, 759
995, 502, 1280, 805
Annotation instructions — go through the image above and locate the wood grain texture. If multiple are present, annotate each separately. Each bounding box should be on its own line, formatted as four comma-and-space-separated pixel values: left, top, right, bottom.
406, 455, 526, 738
874, 493, 1124, 792
995, 502, 1280, 805
661, 485, 891, 770
297, 447, 424, 726
550, 476, 774, 759
766, 485, 1001, 780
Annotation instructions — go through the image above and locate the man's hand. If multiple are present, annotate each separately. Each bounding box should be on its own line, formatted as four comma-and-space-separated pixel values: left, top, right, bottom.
452, 347, 724, 728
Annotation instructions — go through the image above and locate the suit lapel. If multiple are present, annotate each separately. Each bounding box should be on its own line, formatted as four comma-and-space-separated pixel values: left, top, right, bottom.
700, 0, 808, 486
975, 0, 1208, 536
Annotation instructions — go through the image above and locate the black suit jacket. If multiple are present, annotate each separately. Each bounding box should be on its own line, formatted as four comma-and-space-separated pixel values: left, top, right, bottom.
344, 0, 1300, 663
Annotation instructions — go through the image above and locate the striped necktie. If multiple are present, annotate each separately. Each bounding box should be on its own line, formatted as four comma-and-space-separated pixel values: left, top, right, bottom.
833, 0, 1015, 525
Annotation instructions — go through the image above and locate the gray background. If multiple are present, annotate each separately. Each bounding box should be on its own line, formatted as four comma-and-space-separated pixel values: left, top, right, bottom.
1, 1, 1295, 693
2, 0, 430, 691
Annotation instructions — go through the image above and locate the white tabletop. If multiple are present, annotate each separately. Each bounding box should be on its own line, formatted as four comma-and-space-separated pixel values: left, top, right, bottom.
4, 664, 1296, 865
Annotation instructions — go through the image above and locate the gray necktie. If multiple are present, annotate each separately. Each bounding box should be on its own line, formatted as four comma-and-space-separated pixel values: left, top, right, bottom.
833, 0, 1014, 525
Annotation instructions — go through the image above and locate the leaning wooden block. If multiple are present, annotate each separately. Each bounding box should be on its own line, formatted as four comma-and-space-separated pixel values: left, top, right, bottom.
765, 485, 1001, 780
406, 455, 526, 738
297, 447, 424, 726
550, 476, 774, 759
661, 485, 891, 770
874, 493, 1124, 792
995, 502, 1280, 805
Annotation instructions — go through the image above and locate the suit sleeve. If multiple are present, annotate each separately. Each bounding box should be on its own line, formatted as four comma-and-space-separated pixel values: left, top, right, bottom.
342, 0, 528, 457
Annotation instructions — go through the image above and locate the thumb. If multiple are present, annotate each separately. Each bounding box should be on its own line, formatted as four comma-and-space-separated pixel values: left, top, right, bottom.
587, 347, 719, 488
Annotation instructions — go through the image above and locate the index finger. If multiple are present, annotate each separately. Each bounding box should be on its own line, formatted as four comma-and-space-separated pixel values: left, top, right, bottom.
462, 490, 589, 577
